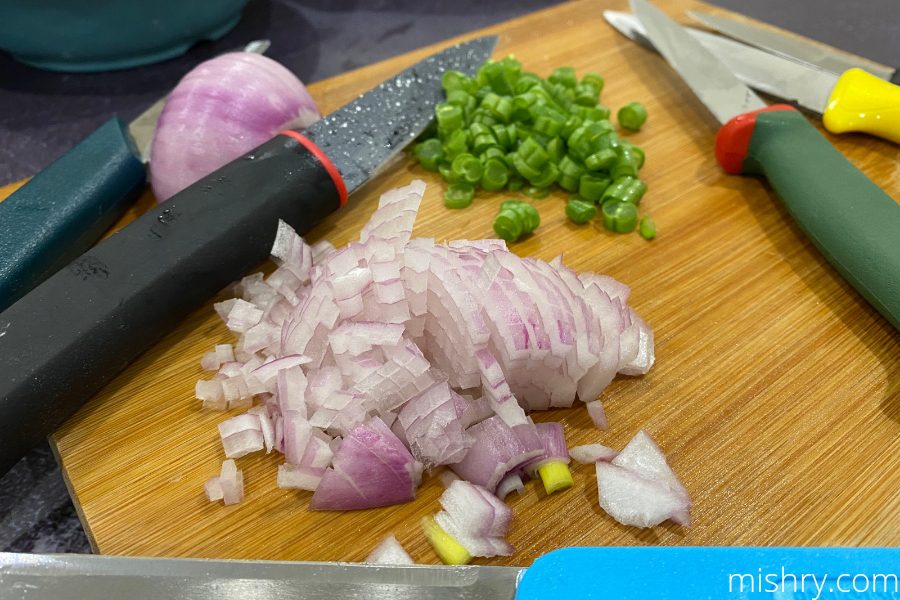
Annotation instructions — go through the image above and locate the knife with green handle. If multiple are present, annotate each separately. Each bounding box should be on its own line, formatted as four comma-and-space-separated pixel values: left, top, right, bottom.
629, 0, 900, 332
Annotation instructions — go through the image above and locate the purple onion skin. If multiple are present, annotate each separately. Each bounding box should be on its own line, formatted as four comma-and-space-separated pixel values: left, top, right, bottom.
150, 52, 320, 202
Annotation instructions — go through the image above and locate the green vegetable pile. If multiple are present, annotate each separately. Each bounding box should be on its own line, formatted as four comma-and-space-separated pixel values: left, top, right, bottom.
412, 55, 655, 241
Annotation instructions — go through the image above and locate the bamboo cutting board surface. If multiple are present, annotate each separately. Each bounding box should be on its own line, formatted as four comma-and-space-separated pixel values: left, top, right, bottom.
13, 0, 900, 563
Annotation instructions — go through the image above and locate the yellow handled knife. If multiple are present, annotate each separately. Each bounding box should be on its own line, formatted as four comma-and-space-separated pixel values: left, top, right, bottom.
605, 11, 900, 144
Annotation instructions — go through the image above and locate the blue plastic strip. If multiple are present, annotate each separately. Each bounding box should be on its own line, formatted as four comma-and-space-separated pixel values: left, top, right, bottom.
517, 547, 900, 599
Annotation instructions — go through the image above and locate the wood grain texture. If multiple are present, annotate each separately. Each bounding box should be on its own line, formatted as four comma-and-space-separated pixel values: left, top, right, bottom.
20, 0, 898, 563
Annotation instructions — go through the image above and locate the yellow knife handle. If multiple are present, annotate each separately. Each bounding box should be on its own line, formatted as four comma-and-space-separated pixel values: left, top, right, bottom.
823, 68, 900, 143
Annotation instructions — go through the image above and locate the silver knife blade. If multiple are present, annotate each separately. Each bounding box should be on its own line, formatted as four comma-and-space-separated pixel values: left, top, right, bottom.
0, 552, 524, 600
687, 10, 895, 81
128, 40, 272, 163
629, 0, 765, 125
304, 36, 497, 195
605, 11, 838, 115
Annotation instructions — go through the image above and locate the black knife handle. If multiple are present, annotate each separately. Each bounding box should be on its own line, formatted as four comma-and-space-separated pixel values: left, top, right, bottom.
0, 132, 345, 475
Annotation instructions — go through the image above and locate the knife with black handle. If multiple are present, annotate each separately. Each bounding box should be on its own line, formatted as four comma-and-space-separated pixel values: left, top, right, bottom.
0, 37, 497, 476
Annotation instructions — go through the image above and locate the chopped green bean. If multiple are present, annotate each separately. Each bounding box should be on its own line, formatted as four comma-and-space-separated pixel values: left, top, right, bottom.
618, 101, 648, 131
584, 148, 617, 171
566, 198, 597, 224
549, 66, 578, 88
602, 201, 638, 233
582, 72, 605, 96
451, 153, 484, 184
436, 103, 464, 132
413, 139, 444, 172
578, 174, 611, 203
444, 183, 475, 209
481, 158, 509, 192
639, 215, 656, 240
493, 209, 524, 242
411, 56, 652, 238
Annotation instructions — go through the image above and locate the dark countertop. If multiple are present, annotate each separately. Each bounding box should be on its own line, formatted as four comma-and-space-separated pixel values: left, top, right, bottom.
1, 0, 897, 554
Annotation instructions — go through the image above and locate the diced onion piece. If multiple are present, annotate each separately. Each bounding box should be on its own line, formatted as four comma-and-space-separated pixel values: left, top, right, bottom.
205, 459, 244, 506
365, 534, 415, 565
596, 430, 691, 528
569, 443, 618, 464
276, 464, 323, 491
585, 400, 608, 430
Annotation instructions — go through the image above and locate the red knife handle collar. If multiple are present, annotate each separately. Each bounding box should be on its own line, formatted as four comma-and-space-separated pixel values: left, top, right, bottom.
715, 104, 798, 174
279, 130, 348, 207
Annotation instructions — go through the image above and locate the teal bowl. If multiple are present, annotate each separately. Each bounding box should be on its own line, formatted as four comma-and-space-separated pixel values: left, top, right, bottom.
0, 0, 249, 72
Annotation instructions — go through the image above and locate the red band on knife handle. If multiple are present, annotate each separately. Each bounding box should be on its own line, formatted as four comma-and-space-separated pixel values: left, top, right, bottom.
715, 104, 798, 175
279, 130, 348, 207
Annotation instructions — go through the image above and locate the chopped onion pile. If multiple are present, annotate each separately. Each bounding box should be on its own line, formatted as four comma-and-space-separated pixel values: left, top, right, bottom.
196, 180, 677, 557
596, 430, 691, 528
365, 535, 415, 565
150, 52, 320, 201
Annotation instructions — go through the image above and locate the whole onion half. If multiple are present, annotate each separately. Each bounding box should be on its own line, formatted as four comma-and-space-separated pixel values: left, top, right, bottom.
150, 52, 320, 201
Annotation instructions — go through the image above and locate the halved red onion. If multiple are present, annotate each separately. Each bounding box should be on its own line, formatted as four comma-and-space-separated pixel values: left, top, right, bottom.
365, 534, 415, 565
150, 52, 320, 201
310, 418, 420, 510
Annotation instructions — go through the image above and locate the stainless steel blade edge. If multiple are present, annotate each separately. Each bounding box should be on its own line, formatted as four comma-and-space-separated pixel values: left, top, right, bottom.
629, 0, 765, 125
605, 11, 838, 115
304, 36, 498, 195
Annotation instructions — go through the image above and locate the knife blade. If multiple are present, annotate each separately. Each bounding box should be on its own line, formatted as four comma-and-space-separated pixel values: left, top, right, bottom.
604, 11, 900, 144
0, 40, 271, 314
627, 0, 900, 332
686, 10, 899, 83
0, 36, 498, 476
2, 547, 899, 599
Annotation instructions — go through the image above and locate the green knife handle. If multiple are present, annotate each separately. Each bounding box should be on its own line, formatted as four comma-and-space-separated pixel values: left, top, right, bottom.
0, 117, 146, 313
716, 105, 900, 331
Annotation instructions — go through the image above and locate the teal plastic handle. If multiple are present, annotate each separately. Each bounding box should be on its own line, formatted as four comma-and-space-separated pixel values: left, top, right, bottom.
718, 107, 900, 331
0, 117, 146, 312
518, 547, 900, 599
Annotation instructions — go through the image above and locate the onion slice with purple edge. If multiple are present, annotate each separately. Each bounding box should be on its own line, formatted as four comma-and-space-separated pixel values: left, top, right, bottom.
196, 180, 666, 536
310, 417, 421, 511
150, 52, 320, 201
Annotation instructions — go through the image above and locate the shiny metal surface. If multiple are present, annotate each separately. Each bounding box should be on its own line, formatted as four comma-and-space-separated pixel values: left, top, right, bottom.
0, 552, 523, 600
128, 40, 272, 163
629, 0, 766, 125
605, 11, 838, 115
303, 36, 497, 195
687, 10, 895, 81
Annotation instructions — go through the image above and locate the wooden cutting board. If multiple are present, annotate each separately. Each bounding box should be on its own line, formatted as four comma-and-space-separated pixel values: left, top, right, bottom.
8, 0, 899, 563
